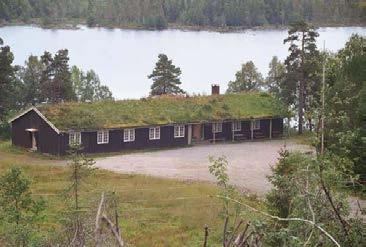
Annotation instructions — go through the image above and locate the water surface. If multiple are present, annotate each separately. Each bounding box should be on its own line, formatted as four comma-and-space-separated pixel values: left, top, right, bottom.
1, 26, 365, 99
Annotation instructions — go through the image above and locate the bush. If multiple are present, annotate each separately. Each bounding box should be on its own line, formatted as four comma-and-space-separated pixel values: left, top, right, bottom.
0, 122, 11, 140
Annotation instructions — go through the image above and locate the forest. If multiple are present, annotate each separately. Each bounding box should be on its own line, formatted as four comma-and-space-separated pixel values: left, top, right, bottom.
0, 0, 365, 29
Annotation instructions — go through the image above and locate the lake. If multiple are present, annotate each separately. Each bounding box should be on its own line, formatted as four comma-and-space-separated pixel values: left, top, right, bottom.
1, 25, 365, 99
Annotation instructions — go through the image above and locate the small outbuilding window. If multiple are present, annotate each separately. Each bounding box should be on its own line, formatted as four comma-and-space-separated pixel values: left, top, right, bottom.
212, 122, 222, 133
69, 132, 81, 145
149, 127, 160, 140
252, 120, 261, 130
232, 121, 241, 131
124, 129, 135, 142
174, 125, 185, 138
97, 130, 109, 144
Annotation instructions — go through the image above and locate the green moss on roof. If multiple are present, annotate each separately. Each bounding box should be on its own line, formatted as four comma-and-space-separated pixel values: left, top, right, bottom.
37, 92, 287, 131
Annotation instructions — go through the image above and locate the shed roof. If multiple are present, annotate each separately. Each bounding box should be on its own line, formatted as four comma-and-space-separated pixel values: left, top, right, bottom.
27, 92, 286, 132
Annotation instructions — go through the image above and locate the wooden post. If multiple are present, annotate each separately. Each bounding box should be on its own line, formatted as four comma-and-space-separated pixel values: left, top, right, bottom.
188, 124, 192, 145
232, 122, 235, 142
203, 225, 209, 247
269, 119, 272, 139
250, 121, 254, 140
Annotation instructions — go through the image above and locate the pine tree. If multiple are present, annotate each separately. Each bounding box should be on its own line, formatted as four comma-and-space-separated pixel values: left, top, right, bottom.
283, 21, 320, 134
40, 50, 75, 103
19, 55, 44, 106
0, 37, 16, 121
148, 54, 184, 96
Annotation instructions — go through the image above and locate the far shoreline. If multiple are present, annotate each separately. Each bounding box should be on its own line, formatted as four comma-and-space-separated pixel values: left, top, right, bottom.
0, 19, 365, 33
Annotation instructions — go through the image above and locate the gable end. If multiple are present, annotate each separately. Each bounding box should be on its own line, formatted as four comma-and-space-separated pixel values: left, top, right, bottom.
9, 107, 60, 134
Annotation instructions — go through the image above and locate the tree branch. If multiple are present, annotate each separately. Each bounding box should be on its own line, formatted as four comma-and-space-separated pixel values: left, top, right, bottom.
217, 196, 341, 247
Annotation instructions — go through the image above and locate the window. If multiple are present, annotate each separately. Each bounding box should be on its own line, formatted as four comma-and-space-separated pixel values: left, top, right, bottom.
174, 125, 185, 138
252, 120, 261, 130
212, 122, 222, 133
69, 132, 81, 145
232, 121, 241, 131
97, 130, 109, 144
124, 129, 135, 142
149, 127, 160, 140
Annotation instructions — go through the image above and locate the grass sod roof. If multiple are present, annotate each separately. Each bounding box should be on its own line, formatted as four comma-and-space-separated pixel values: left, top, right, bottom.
37, 92, 287, 131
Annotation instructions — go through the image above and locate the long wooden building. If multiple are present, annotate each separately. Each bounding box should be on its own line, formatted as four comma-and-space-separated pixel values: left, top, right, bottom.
10, 87, 286, 156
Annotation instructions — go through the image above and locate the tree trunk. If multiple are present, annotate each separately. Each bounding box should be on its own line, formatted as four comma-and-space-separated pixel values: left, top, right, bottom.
298, 30, 306, 134
298, 80, 304, 134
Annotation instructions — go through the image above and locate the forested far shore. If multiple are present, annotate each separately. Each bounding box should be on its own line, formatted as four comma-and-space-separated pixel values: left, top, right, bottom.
0, 0, 365, 30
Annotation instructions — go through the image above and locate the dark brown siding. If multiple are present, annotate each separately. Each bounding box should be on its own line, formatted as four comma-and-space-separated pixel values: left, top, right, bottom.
11, 110, 60, 155
272, 118, 284, 138
12, 113, 284, 156
203, 119, 283, 141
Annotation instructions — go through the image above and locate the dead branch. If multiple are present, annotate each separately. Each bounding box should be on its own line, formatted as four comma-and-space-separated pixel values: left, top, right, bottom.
235, 222, 250, 246
223, 216, 229, 247
304, 165, 316, 246
227, 220, 243, 246
217, 195, 341, 247
203, 225, 209, 247
95, 192, 105, 247
102, 214, 124, 247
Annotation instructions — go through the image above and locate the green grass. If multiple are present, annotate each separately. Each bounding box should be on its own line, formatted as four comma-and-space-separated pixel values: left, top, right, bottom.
35, 92, 287, 130
0, 141, 263, 246
286, 129, 317, 146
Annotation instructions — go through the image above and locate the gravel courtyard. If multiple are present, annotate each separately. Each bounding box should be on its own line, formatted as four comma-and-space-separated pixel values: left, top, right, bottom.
95, 140, 310, 195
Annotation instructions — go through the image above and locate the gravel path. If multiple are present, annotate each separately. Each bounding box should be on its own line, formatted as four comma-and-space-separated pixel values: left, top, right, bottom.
95, 140, 310, 195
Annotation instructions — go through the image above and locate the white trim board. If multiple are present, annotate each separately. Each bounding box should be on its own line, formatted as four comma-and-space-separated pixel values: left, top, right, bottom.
9, 107, 61, 134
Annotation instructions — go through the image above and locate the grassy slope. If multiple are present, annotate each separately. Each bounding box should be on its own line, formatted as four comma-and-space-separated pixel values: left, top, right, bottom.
37, 93, 286, 130
0, 142, 263, 246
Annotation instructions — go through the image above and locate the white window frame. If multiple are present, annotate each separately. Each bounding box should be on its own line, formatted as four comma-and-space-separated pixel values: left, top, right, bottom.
212, 122, 223, 133
232, 121, 241, 131
69, 131, 81, 145
252, 120, 261, 130
149, 127, 160, 140
97, 130, 109, 144
174, 125, 185, 138
124, 128, 135, 142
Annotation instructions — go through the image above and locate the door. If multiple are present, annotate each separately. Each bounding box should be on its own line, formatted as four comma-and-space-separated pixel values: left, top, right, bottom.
26, 129, 38, 151
192, 124, 203, 141
31, 132, 38, 151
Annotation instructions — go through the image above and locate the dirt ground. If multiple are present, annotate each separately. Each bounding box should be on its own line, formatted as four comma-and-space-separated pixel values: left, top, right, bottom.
95, 140, 311, 196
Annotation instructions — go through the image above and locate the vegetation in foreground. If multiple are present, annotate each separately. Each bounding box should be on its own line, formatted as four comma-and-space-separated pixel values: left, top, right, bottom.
0, 141, 263, 246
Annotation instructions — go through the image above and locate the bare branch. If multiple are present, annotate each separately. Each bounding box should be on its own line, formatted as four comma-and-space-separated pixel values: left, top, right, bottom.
95, 192, 105, 247
227, 220, 243, 246
102, 214, 124, 247
203, 225, 209, 247
217, 196, 341, 247
223, 216, 229, 247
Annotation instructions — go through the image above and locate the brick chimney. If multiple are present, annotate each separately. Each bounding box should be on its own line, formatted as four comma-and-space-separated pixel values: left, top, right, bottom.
211, 84, 220, 95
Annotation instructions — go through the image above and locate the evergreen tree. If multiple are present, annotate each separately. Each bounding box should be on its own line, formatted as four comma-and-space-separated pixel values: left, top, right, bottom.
40, 49, 75, 103
148, 54, 184, 96
226, 61, 263, 93
18, 55, 44, 106
0, 37, 16, 121
283, 21, 320, 134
